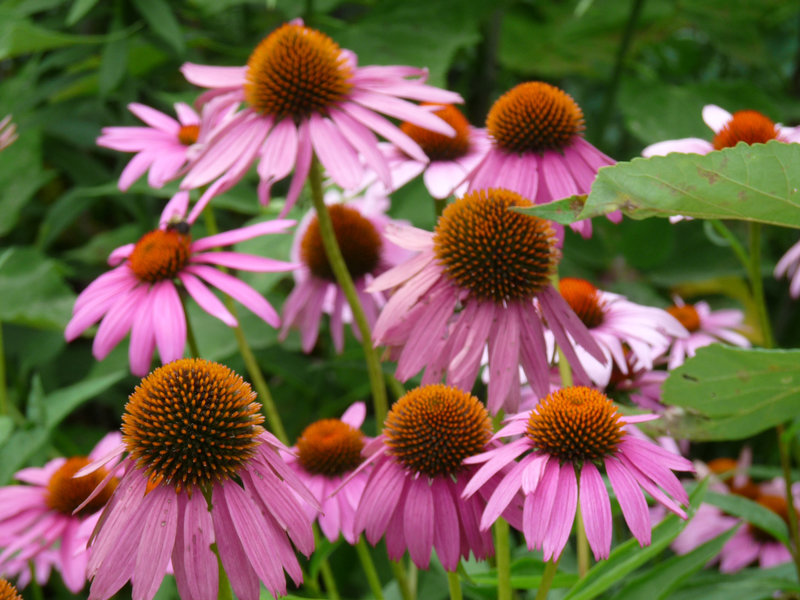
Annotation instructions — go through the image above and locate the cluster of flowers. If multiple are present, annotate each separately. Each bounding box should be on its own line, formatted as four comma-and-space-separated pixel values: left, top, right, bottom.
2, 16, 799, 600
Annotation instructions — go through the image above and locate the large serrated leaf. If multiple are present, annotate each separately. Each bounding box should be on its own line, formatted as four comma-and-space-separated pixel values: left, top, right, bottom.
662, 346, 800, 441
579, 141, 800, 228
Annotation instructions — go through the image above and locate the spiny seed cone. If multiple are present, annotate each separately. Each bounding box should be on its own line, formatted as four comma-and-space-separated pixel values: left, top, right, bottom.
296, 418, 364, 476
712, 110, 777, 150
45, 456, 118, 517
559, 278, 605, 329
129, 229, 191, 283
400, 104, 472, 161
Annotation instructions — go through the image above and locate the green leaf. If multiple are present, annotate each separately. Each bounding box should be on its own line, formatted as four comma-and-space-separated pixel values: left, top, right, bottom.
668, 563, 800, 600
0, 11, 106, 59
66, 0, 101, 26
99, 17, 129, 95
469, 557, 579, 589
662, 346, 800, 441
513, 196, 588, 225
562, 479, 708, 600
614, 525, 740, 600
579, 141, 800, 228
131, 0, 185, 55
705, 491, 790, 545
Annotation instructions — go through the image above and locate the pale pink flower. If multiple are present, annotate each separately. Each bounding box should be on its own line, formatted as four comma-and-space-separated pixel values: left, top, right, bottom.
83, 359, 318, 600
642, 104, 800, 158
284, 402, 370, 544
611, 367, 669, 412
0, 115, 17, 152
774, 238, 800, 298
65, 192, 297, 376
660, 297, 750, 370
464, 386, 693, 561
463, 82, 619, 239
180, 20, 461, 216
370, 188, 605, 414
280, 190, 411, 353
0, 433, 124, 593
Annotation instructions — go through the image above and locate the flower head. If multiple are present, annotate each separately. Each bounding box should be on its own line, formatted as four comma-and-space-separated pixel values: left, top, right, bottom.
0, 433, 123, 593
464, 386, 693, 561
0, 116, 17, 152
85, 359, 317, 600
0, 579, 22, 600
370, 188, 606, 414
65, 193, 297, 375
180, 20, 462, 215
463, 82, 618, 239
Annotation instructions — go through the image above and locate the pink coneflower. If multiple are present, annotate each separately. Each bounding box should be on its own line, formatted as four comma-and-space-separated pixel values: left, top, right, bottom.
0, 115, 17, 152
97, 103, 208, 191
553, 278, 687, 387
0, 432, 123, 593
83, 359, 318, 600
774, 238, 800, 298
463, 82, 619, 239
661, 297, 750, 369
642, 105, 800, 158
354, 384, 519, 571
180, 20, 461, 215
464, 386, 693, 561
65, 194, 296, 376
280, 191, 410, 353
285, 402, 370, 544
370, 188, 605, 414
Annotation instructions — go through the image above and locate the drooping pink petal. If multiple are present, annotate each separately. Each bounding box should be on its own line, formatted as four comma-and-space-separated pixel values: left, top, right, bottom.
132, 486, 177, 600
309, 113, 364, 190
542, 463, 577, 561
431, 478, 461, 571
187, 265, 280, 327
179, 272, 237, 327
210, 487, 260, 600
339, 101, 427, 162
579, 463, 612, 560
487, 305, 521, 413
151, 281, 186, 364
192, 219, 295, 252
605, 457, 651, 546
329, 107, 392, 187
404, 477, 434, 568
192, 251, 297, 273
180, 63, 247, 89
179, 491, 218, 600
284, 120, 314, 215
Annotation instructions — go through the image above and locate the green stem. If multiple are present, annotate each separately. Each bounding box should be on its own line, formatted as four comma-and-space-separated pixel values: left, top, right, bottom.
576, 502, 590, 577
319, 559, 341, 600
747, 223, 775, 348
494, 518, 512, 600
446, 569, 463, 600
386, 373, 406, 402
181, 294, 201, 358
0, 322, 6, 416
534, 559, 560, 600
308, 156, 389, 425
27, 561, 44, 600
202, 208, 290, 445
355, 536, 385, 600
390, 559, 415, 600
708, 220, 750, 273
777, 424, 800, 581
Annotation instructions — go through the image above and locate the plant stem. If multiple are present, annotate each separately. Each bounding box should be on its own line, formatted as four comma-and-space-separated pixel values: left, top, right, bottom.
494, 518, 512, 600
319, 559, 341, 600
708, 220, 750, 272
534, 559, 560, 600
747, 223, 775, 348
447, 569, 463, 600
390, 559, 415, 600
777, 424, 800, 580
0, 322, 6, 416
181, 294, 201, 358
386, 373, 406, 402
576, 502, 590, 577
27, 561, 44, 600
202, 208, 290, 445
355, 536, 385, 600
308, 156, 389, 425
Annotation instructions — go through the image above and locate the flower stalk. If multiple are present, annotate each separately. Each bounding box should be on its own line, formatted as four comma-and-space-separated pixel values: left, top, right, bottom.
494, 518, 512, 600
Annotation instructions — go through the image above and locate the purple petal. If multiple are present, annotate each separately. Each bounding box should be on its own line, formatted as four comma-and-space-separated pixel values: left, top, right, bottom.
180, 63, 247, 88
580, 463, 612, 560
192, 219, 295, 252
132, 486, 177, 600
542, 463, 577, 561
179, 272, 237, 327
192, 251, 296, 273
404, 477, 434, 568
211, 488, 260, 600
187, 265, 280, 327
605, 457, 651, 546
309, 113, 364, 189
431, 478, 461, 571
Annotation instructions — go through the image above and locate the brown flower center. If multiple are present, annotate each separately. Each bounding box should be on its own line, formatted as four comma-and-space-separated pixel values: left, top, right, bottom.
385, 384, 491, 478
296, 418, 364, 476
526, 386, 625, 463
123, 359, 264, 492
300, 204, 383, 282
0, 579, 22, 600
244, 23, 353, 120
128, 229, 191, 283
45, 456, 118, 517
433, 188, 559, 303
559, 278, 605, 329
487, 82, 584, 154
667, 304, 701, 333
177, 124, 200, 146
708, 457, 760, 500
712, 110, 778, 150
400, 104, 471, 161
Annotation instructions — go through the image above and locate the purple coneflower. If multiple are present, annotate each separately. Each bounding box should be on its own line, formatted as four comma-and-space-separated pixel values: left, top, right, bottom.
0, 433, 123, 593
83, 359, 318, 600
65, 194, 296, 375
354, 384, 518, 571
370, 188, 605, 414
464, 386, 693, 561
280, 191, 410, 353
180, 20, 461, 215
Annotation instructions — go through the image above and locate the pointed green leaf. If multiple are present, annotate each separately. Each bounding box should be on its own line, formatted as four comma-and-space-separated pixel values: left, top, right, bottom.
705, 491, 790, 546
131, 0, 185, 55
513, 195, 588, 224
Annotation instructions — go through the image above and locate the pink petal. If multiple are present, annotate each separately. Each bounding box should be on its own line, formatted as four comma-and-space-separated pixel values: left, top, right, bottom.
179, 272, 237, 327
542, 463, 577, 561
92, 285, 148, 360
151, 281, 186, 364
309, 113, 364, 190
128, 103, 179, 133
702, 105, 733, 133
132, 486, 177, 600
605, 457, 651, 546
180, 63, 247, 89
211, 488, 260, 600
579, 463, 612, 560
329, 107, 392, 187
187, 265, 280, 327
404, 477, 434, 568
431, 478, 460, 571
284, 120, 314, 215
192, 251, 296, 273
191, 219, 295, 252
340, 402, 366, 428
487, 306, 521, 414
339, 101, 427, 162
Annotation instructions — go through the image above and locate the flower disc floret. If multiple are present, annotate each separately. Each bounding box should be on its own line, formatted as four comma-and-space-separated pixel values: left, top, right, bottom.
300, 204, 383, 281
712, 110, 777, 150
244, 23, 353, 119
487, 82, 584, 154
297, 418, 365, 476
526, 386, 624, 463
128, 229, 191, 283
177, 124, 200, 145
667, 304, 701, 332
45, 457, 118, 517
400, 104, 472, 161
559, 278, 605, 329
385, 384, 491, 478
0, 579, 21, 600
433, 188, 558, 303
122, 358, 264, 492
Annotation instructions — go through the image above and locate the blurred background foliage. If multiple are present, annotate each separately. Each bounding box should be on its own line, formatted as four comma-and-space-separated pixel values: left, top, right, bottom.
1, 0, 800, 596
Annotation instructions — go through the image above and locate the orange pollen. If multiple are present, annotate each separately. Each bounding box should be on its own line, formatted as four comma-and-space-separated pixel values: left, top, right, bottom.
300, 204, 383, 282
707, 457, 760, 499
559, 278, 605, 329
526, 386, 625, 463
122, 358, 264, 493
0, 579, 22, 600
296, 418, 364, 476
667, 304, 701, 333
128, 229, 192, 283
712, 110, 778, 150
749, 494, 791, 541
45, 456, 118, 517
385, 384, 491, 478
433, 188, 559, 303
177, 124, 200, 146
400, 104, 472, 161
487, 82, 585, 154
244, 23, 353, 119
